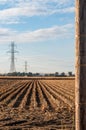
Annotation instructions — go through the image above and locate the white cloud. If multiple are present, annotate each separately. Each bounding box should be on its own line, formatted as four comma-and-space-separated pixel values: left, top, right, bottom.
0, 0, 74, 5
0, 5, 74, 16
0, 24, 74, 44
0, 0, 74, 24
0, 28, 10, 35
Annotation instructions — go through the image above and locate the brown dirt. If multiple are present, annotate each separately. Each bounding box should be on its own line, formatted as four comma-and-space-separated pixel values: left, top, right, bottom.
0, 78, 75, 130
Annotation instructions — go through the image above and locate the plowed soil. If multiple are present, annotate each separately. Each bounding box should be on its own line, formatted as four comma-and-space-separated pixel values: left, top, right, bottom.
0, 78, 75, 130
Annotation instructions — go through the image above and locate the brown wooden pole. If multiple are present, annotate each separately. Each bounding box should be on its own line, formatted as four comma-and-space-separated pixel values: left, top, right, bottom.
75, 0, 86, 130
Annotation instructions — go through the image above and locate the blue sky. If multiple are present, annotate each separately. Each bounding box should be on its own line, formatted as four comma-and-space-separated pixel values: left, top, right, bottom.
0, 0, 75, 74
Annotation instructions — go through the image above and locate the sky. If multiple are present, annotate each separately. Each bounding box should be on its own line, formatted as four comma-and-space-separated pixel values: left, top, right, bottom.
0, 0, 75, 74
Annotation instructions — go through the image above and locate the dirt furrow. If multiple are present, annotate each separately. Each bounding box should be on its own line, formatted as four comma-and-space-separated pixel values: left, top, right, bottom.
0, 81, 27, 102
0, 80, 20, 96
38, 81, 57, 110
45, 80, 74, 98
25, 82, 34, 108
19, 81, 34, 109
12, 82, 32, 108
28, 81, 38, 110
5, 82, 29, 105
36, 81, 48, 110
40, 81, 74, 108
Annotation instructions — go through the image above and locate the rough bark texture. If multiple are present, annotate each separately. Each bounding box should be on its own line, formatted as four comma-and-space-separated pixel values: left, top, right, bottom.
75, 0, 86, 130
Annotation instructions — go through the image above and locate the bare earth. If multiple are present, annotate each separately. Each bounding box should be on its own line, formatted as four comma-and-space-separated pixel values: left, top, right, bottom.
0, 77, 75, 130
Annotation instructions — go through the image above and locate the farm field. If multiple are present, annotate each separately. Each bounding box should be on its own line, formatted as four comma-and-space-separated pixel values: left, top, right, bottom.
0, 77, 75, 130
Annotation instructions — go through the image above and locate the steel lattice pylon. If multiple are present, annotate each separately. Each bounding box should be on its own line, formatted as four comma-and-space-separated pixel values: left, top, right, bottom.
9, 42, 17, 73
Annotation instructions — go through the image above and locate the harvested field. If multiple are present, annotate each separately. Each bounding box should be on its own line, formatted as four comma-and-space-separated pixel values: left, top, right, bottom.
0, 78, 75, 130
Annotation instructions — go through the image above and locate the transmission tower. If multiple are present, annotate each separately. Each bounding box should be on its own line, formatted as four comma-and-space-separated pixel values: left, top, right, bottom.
9, 42, 18, 73
25, 61, 27, 74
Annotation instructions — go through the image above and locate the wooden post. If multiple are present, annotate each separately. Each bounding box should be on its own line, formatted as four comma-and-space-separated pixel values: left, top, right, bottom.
75, 0, 86, 130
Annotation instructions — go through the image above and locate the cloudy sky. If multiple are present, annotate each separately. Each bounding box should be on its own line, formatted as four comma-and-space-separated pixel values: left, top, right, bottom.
0, 0, 75, 74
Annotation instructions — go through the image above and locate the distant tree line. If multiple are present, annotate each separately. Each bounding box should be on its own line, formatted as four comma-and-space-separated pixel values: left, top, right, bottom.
0, 71, 75, 77
44, 72, 75, 77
